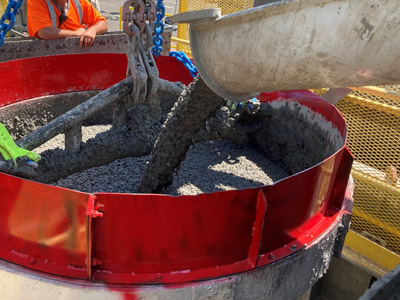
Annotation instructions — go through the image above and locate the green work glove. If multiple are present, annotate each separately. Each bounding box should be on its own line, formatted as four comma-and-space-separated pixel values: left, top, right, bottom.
0, 123, 41, 167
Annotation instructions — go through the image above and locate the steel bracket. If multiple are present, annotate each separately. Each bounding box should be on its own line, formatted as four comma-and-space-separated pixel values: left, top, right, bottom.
85, 194, 103, 280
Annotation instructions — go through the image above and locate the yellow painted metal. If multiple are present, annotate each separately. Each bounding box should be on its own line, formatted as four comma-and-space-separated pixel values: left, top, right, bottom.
312, 86, 400, 275
331, 85, 400, 275
0, 0, 7, 27
343, 230, 400, 277
351, 168, 400, 198
120, 6, 122, 31
176, 0, 254, 56
171, 36, 190, 47
0, 0, 6, 15
352, 207, 400, 242
345, 94, 400, 117
351, 86, 400, 103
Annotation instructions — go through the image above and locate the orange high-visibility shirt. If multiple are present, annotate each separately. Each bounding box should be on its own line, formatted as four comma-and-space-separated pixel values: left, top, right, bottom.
27, 0, 106, 38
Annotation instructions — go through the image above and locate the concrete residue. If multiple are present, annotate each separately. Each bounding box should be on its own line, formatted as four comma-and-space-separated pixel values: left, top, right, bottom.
360, 17, 374, 40
34, 105, 160, 184
0, 92, 100, 140
252, 101, 342, 175
138, 76, 226, 193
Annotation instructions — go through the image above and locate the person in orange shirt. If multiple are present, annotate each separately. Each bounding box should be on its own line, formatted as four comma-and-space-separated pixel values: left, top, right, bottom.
27, 0, 108, 47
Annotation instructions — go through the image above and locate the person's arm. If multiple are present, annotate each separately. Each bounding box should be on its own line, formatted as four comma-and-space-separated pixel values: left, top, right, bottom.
79, 20, 108, 47
27, 0, 58, 38
37, 26, 86, 40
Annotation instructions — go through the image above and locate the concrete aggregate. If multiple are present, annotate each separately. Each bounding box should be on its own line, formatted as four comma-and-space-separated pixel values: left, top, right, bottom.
0, 92, 343, 196
54, 137, 289, 194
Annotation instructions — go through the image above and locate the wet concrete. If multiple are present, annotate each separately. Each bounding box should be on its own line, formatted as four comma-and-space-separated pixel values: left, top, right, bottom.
33, 104, 160, 184
252, 101, 342, 174
55, 138, 289, 195
138, 76, 226, 193
1, 91, 100, 140
0, 89, 343, 195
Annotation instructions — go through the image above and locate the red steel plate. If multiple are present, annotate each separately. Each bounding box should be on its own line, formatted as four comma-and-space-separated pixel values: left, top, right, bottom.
0, 173, 88, 279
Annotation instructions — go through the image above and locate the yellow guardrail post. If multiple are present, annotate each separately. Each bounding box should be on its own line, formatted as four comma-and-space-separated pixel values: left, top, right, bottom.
120, 6, 122, 31
171, 36, 190, 47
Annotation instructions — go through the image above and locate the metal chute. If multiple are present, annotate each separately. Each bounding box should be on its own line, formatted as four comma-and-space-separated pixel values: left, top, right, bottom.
172, 0, 400, 101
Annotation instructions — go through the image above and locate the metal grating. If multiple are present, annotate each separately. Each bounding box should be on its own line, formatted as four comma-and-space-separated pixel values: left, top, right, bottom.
0, 0, 6, 16
177, 0, 254, 55
383, 85, 400, 94
335, 87, 400, 255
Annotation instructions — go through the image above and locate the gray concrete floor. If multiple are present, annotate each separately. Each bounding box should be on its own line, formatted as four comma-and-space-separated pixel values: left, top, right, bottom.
99, 0, 179, 32
310, 258, 373, 300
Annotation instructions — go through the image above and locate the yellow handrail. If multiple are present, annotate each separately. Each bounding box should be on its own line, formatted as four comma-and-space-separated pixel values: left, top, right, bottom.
351, 169, 400, 197
350, 86, 400, 102
171, 36, 190, 47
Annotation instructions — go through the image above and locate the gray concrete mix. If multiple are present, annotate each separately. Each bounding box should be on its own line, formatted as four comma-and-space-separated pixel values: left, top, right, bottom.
0, 89, 343, 196
28, 94, 292, 194
54, 137, 289, 195
138, 76, 226, 193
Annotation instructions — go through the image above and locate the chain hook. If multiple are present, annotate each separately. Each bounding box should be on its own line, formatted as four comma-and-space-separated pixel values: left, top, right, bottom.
122, 0, 160, 114
133, 0, 146, 34
122, 0, 135, 36
122, 0, 149, 35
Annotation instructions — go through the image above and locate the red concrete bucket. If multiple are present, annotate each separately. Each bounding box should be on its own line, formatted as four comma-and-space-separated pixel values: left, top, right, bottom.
0, 53, 353, 299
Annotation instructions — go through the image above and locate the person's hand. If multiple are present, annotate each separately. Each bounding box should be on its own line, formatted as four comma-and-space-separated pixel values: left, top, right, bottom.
79, 27, 97, 47
75, 27, 86, 37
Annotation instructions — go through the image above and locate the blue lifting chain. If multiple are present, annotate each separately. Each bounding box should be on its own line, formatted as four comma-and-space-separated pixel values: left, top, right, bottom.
0, 0, 23, 48
152, 0, 165, 57
151, 0, 198, 78
169, 51, 198, 78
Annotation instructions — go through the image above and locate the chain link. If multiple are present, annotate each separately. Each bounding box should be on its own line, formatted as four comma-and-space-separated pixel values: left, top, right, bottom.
0, 0, 23, 48
152, 0, 165, 57
169, 51, 198, 78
